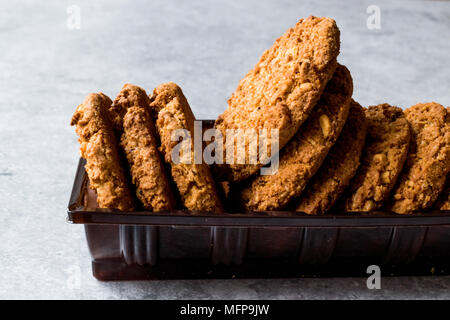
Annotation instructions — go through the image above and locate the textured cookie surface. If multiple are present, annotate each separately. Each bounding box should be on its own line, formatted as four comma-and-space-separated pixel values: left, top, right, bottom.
149, 82, 223, 213
70, 93, 135, 211
214, 16, 340, 182
111, 84, 175, 211
296, 100, 367, 215
240, 64, 352, 211
391, 102, 450, 214
341, 104, 410, 212
108, 83, 152, 130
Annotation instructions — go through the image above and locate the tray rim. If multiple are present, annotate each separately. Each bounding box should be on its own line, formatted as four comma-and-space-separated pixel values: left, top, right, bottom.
67, 158, 450, 227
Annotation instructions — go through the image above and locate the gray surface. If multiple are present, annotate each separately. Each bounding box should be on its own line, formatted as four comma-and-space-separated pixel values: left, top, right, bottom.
0, 0, 449, 299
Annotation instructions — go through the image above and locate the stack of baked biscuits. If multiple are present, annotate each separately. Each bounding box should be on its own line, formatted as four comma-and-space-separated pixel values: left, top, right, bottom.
71, 16, 450, 215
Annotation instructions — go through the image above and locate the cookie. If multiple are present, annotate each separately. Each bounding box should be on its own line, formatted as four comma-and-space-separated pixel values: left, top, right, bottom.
240, 64, 352, 211
214, 16, 340, 182
296, 100, 367, 215
121, 107, 175, 211
391, 102, 450, 214
70, 93, 135, 211
110, 84, 175, 211
340, 104, 410, 212
149, 82, 224, 213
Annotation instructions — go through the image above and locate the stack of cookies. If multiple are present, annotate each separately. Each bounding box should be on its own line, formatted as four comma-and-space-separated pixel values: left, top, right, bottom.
71, 16, 450, 215
71, 83, 223, 213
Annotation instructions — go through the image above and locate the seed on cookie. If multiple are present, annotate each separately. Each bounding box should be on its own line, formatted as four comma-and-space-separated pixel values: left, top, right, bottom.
373, 153, 387, 165
381, 171, 390, 184
319, 114, 332, 137
300, 83, 313, 91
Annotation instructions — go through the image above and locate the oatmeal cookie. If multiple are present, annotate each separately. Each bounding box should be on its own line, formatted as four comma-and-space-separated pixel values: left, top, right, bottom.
121, 106, 175, 211
296, 100, 367, 215
391, 102, 450, 214
110, 84, 175, 211
341, 104, 411, 212
149, 82, 224, 213
240, 64, 352, 211
214, 16, 340, 182
70, 93, 135, 211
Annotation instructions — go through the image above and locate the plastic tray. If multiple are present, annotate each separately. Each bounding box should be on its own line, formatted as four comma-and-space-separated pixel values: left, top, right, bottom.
67, 128, 450, 281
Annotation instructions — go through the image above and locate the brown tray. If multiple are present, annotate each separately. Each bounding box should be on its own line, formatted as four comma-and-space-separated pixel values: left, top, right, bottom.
68, 131, 450, 280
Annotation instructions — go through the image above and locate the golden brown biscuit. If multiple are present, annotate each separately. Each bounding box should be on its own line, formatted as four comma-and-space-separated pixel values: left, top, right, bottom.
391, 102, 450, 214
110, 84, 175, 211
341, 104, 410, 212
70, 93, 135, 211
214, 16, 340, 182
296, 100, 367, 215
121, 107, 175, 211
240, 64, 352, 211
149, 82, 224, 213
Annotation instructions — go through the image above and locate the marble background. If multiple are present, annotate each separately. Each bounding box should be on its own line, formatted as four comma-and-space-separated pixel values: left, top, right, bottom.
0, 0, 449, 299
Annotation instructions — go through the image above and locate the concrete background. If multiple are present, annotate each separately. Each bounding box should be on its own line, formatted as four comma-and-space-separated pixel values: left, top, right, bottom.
0, 0, 449, 299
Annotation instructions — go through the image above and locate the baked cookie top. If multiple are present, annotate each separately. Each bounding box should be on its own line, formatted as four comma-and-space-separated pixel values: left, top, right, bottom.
296, 100, 367, 215
342, 104, 410, 212
240, 64, 352, 211
108, 83, 152, 130
214, 16, 340, 182
391, 102, 450, 214
71, 93, 135, 211
150, 82, 224, 213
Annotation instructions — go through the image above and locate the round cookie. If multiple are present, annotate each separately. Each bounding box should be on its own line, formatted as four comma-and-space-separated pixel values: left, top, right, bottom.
110, 84, 175, 211
296, 100, 367, 215
214, 16, 340, 182
149, 82, 224, 213
70, 93, 136, 211
239, 64, 352, 211
121, 107, 175, 211
341, 104, 410, 212
391, 102, 450, 214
